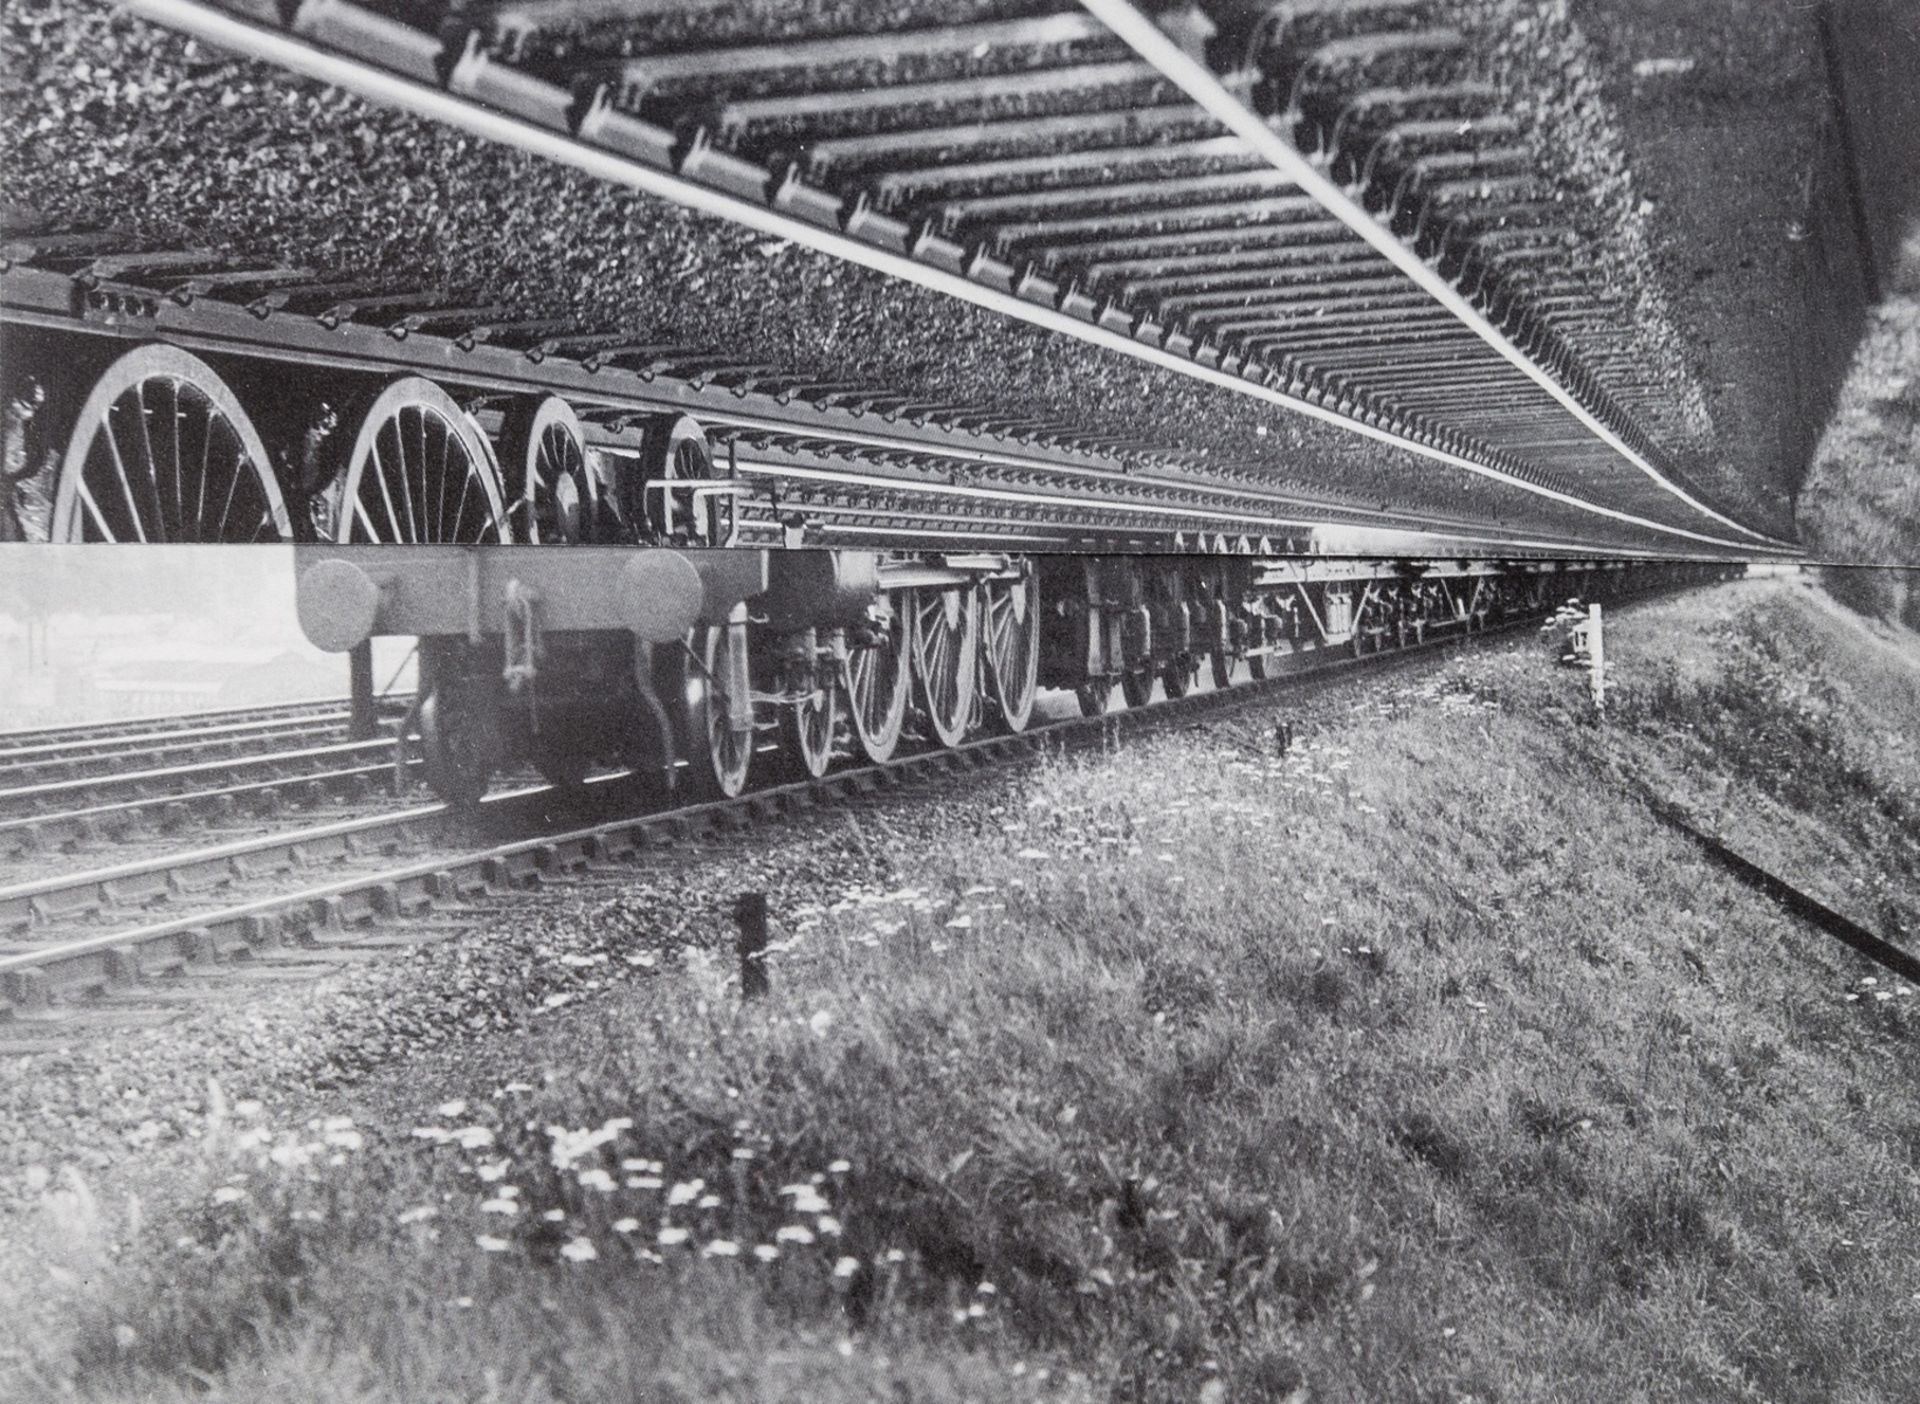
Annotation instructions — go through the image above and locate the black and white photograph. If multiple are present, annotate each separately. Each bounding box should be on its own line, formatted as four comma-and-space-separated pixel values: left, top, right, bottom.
0, 1, 1917, 1399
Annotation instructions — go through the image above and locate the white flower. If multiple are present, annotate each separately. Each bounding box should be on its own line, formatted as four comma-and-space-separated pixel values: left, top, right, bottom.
817, 1215, 843, 1236
945, 915, 973, 930
775, 1225, 815, 1245
702, 1239, 741, 1258
455, 1127, 495, 1150
657, 1227, 689, 1246
612, 1218, 640, 1234
577, 1169, 616, 1193
211, 1186, 247, 1205
435, 1100, 469, 1119
626, 1176, 664, 1190
542, 1209, 566, 1222
808, 1011, 835, 1037
828, 1160, 851, 1174
753, 1244, 780, 1262
697, 1194, 722, 1209
323, 1128, 364, 1151
832, 1256, 860, 1278
396, 1206, 438, 1225
479, 1198, 519, 1216
560, 1237, 598, 1263
474, 1235, 511, 1253
666, 1179, 705, 1207
475, 1161, 511, 1182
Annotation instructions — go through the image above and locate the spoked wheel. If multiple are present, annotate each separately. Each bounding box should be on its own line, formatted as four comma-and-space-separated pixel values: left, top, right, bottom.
1162, 657, 1198, 699
683, 607, 755, 799
981, 563, 1040, 734
845, 602, 909, 763
418, 653, 498, 809
51, 344, 290, 542
502, 395, 594, 544
1121, 669, 1155, 709
908, 586, 979, 749
1076, 681, 1115, 717
780, 668, 838, 781
333, 376, 509, 542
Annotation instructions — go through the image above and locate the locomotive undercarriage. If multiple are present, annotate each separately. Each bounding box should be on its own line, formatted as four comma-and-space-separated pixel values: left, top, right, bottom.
294, 542, 1699, 807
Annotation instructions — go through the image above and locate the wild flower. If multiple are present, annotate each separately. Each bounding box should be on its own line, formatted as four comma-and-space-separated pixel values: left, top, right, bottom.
753, 1245, 780, 1262
809, 1011, 835, 1036
828, 1160, 851, 1174
210, 1186, 247, 1205
702, 1239, 741, 1257
620, 1158, 663, 1173
576, 1169, 616, 1193
945, 915, 974, 929
817, 1216, 844, 1236
396, 1206, 437, 1225
612, 1218, 640, 1234
833, 1256, 860, 1278
435, 1100, 468, 1119
667, 1179, 705, 1207
560, 1237, 598, 1263
542, 1209, 566, 1222
657, 1227, 689, 1246
626, 1176, 664, 1190
479, 1198, 518, 1216
775, 1225, 815, 1245
475, 1160, 511, 1182
474, 1235, 511, 1253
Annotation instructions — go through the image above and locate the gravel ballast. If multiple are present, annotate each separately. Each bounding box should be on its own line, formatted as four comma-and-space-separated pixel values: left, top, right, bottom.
0, 0, 1810, 545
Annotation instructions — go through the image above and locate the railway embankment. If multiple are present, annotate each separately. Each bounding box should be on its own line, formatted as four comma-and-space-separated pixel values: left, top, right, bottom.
4, 573, 1918, 1402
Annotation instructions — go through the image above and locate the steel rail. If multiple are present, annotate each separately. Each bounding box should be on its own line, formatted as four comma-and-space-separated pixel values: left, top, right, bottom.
1076, 0, 1772, 546
0, 738, 397, 809
0, 696, 380, 752
0, 759, 418, 855
0, 711, 357, 767
118, 0, 1796, 559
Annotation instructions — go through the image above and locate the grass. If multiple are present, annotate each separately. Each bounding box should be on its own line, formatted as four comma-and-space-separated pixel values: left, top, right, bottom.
1799, 223, 1920, 620
8, 576, 1920, 1403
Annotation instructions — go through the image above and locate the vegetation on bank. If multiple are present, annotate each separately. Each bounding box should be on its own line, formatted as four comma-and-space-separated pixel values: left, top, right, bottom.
8, 577, 1919, 1403
1800, 227, 1920, 620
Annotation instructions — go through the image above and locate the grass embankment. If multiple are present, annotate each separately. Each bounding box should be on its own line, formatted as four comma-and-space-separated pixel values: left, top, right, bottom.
11, 577, 1920, 1403
1800, 225, 1920, 620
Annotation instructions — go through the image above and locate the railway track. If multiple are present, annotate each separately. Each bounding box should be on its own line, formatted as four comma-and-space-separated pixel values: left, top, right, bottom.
1, 0, 1797, 556
0, 580, 1677, 1048
0, 695, 418, 866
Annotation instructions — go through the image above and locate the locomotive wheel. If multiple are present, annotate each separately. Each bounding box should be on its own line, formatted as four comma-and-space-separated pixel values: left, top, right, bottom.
1076, 681, 1114, 717
530, 724, 591, 792
780, 677, 838, 781
908, 586, 979, 749
981, 563, 1040, 734
51, 344, 290, 542
845, 604, 909, 763
1120, 669, 1155, 709
333, 376, 508, 542
419, 672, 497, 809
502, 395, 594, 544
684, 610, 755, 799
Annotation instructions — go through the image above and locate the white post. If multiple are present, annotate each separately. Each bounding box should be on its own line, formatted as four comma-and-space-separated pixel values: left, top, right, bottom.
1588, 603, 1605, 713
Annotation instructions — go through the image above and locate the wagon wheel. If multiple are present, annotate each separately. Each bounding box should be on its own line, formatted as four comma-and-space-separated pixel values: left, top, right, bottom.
909, 586, 979, 749
779, 651, 839, 782
418, 648, 498, 808
682, 606, 755, 799
1076, 680, 1115, 717
1120, 668, 1155, 709
333, 376, 508, 542
502, 395, 594, 544
1209, 601, 1243, 689
981, 562, 1040, 734
50, 344, 290, 542
845, 602, 910, 763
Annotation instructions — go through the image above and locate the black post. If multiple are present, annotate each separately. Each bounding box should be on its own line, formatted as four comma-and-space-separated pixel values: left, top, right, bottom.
734, 892, 771, 1001
348, 641, 377, 740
